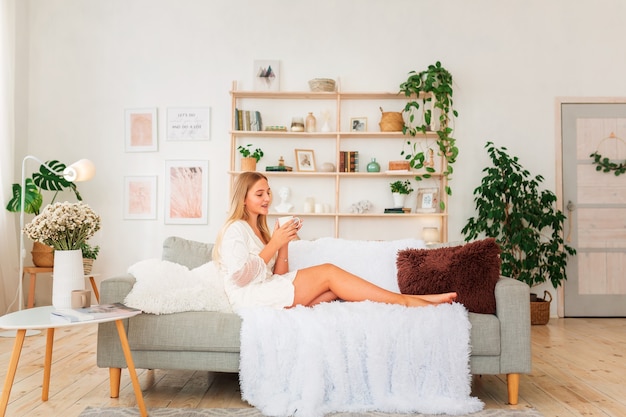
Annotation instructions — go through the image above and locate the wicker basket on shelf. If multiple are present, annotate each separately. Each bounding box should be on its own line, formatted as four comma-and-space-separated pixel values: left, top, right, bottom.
530, 290, 552, 325
308, 78, 336, 92
379, 107, 404, 132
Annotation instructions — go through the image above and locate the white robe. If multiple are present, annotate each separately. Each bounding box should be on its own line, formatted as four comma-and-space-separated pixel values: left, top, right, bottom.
218, 220, 297, 311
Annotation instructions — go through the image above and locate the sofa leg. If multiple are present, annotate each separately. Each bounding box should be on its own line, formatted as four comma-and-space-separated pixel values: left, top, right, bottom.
507, 373, 520, 405
110, 367, 121, 398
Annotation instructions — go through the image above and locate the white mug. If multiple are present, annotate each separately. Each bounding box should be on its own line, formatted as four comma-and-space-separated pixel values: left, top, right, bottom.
278, 215, 301, 227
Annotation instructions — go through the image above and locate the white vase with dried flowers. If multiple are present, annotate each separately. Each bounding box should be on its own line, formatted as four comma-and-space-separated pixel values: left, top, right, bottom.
23, 201, 101, 308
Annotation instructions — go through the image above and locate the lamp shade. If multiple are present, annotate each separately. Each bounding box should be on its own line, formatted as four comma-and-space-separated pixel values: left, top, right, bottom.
422, 227, 441, 244
63, 159, 96, 182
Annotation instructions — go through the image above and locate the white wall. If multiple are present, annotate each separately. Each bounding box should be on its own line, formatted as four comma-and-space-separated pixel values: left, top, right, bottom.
15, 0, 626, 313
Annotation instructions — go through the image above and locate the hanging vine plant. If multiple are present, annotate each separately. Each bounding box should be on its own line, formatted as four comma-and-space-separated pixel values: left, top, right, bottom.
589, 133, 626, 176
399, 61, 458, 210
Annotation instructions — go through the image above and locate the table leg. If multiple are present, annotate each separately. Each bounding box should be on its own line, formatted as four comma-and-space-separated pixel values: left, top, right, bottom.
114, 319, 147, 417
0, 329, 26, 417
42, 328, 54, 401
89, 276, 100, 303
27, 272, 37, 308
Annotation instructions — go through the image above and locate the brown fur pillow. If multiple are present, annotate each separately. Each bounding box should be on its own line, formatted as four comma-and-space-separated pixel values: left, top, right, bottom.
396, 238, 501, 314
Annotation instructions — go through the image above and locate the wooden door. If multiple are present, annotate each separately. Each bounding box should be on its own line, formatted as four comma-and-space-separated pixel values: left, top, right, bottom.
560, 101, 626, 317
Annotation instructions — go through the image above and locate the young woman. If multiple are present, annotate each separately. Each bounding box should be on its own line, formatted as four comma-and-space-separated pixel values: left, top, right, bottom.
213, 171, 457, 311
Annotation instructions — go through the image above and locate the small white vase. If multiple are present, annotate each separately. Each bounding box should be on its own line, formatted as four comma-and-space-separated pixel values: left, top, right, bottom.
52, 249, 85, 309
392, 192, 407, 208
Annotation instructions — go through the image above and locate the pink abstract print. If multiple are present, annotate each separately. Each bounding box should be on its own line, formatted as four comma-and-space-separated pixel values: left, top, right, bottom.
168, 166, 203, 219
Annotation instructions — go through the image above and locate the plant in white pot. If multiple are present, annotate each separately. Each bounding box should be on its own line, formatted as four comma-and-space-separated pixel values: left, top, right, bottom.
389, 179, 414, 208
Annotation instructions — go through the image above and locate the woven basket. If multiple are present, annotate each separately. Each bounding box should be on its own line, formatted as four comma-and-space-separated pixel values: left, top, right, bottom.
530, 290, 552, 325
31, 242, 54, 267
308, 78, 336, 92
379, 107, 404, 132
83, 258, 94, 275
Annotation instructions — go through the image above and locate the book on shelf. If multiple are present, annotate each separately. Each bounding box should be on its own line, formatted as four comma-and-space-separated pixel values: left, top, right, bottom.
234, 108, 263, 131
384, 207, 405, 213
339, 151, 359, 172
50, 303, 141, 323
266, 166, 293, 171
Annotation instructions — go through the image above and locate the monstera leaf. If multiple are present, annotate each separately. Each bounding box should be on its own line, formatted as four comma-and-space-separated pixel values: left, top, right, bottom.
5, 178, 43, 214
5, 159, 83, 215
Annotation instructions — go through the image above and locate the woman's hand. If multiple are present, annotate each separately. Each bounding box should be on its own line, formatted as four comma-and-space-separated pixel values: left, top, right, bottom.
272, 218, 302, 246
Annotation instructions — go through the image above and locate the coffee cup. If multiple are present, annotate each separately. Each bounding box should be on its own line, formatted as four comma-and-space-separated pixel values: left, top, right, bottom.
278, 215, 301, 227
71, 289, 91, 309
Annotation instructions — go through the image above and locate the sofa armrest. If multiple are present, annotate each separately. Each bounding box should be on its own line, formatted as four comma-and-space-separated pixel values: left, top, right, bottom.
494, 276, 531, 374
97, 274, 136, 369
99, 274, 136, 304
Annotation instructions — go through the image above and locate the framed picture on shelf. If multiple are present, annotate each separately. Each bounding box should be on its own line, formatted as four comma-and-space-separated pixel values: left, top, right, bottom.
164, 160, 209, 224
166, 107, 210, 141
350, 117, 367, 132
123, 176, 157, 220
253, 59, 280, 92
125, 108, 158, 152
416, 187, 439, 213
294, 149, 316, 172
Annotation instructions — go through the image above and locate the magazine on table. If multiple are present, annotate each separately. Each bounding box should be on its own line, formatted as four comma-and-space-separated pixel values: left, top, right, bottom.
50, 303, 141, 323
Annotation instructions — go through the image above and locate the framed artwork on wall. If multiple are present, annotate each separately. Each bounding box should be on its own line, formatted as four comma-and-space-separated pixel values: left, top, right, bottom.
164, 160, 208, 224
295, 149, 316, 172
166, 107, 210, 141
253, 59, 280, 92
125, 108, 158, 152
123, 176, 157, 220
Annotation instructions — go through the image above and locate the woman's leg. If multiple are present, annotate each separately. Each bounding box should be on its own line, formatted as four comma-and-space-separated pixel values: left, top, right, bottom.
291, 263, 456, 308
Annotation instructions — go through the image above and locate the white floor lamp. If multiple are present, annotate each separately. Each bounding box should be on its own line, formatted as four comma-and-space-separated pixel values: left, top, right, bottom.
0, 156, 95, 338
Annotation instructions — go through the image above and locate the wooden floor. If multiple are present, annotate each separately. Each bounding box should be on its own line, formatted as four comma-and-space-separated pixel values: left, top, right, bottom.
1, 317, 625, 417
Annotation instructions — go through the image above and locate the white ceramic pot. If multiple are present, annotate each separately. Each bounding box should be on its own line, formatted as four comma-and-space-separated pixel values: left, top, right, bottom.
52, 249, 85, 309
392, 192, 406, 208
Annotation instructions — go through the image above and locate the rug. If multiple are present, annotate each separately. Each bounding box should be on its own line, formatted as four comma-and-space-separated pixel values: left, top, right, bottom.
239, 302, 482, 417
78, 406, 545, 417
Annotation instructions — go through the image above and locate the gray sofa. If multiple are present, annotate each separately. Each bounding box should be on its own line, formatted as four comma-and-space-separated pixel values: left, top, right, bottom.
97, 236, 531, 405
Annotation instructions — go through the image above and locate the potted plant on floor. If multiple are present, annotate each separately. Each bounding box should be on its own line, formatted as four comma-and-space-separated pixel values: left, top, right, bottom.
389, 179, 414, 208
461, 142, 576, 324
399, 61, 458, 210
238, 144, 264, 171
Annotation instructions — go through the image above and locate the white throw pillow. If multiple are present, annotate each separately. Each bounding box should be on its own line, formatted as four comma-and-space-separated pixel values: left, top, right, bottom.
288, 238, 426, 292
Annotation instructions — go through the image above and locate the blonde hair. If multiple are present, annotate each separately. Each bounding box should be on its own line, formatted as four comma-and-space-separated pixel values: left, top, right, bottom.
213, 172, 272, 264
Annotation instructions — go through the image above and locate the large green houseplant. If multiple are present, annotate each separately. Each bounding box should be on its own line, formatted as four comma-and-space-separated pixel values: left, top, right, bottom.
5, 159, 83, 215
461, 142, 576, 289
399, 61, 458, 210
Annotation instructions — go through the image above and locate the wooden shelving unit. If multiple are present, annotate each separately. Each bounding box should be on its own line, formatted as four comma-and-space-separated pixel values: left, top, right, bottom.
229, 81, 448, 241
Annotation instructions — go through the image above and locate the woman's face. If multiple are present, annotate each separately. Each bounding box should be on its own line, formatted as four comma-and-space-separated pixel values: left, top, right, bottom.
244, 178, 271, 216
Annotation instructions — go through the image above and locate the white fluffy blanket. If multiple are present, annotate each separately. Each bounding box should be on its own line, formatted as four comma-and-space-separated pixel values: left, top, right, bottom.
124, 259, 232, 314
239, 301, 484, 417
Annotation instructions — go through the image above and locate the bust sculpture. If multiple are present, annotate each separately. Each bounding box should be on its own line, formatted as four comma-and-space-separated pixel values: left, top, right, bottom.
274, 186, 294, 213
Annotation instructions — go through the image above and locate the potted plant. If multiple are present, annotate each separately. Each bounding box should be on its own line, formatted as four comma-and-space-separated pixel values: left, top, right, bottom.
5, 159, 85, 266
389, 179, 414, 208
399, 61, 458, 210
238, 144, 264, 171
80, 241, 100, 275
461, 142, 576, 322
